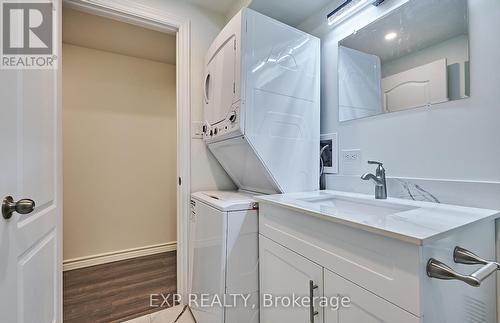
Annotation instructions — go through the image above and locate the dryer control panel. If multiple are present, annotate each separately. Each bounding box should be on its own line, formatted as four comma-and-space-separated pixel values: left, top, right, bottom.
203, 104, 242, 142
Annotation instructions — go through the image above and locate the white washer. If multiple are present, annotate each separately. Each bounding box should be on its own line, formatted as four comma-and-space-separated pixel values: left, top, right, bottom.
189, 191, 259, 323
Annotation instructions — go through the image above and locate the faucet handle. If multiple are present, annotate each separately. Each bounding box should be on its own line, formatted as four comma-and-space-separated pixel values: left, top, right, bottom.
368, 160, 383, 166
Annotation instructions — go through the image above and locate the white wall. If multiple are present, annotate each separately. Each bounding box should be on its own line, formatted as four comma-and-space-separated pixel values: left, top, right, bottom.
137, 0, 236, 192
381, 35, 469, 78
302, 0, 500, 184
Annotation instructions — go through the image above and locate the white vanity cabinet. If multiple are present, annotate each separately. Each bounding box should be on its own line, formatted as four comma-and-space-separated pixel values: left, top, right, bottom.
260, 236, 323, 323
259, 235, 416, 323
257, 193, 499, 323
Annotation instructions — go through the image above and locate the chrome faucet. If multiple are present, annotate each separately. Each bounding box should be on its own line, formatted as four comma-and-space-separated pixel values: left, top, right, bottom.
361, 161, 387, 199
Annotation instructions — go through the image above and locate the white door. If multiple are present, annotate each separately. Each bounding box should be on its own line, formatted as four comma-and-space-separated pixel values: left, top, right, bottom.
324, 270, 418, 323
259, 236, 323, 323
0, 2, 62, 322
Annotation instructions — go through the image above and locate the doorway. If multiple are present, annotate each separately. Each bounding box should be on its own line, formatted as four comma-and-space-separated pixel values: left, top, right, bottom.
61, 4, 187, 322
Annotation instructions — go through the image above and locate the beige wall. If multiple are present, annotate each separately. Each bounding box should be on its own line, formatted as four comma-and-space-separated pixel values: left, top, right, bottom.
63, 40, 177, 260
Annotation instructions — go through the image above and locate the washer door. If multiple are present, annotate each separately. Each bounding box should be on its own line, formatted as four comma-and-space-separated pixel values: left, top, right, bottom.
204, 36, 236, 126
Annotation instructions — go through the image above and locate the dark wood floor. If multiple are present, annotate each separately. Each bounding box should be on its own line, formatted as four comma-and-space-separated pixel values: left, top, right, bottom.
64, 251, 177, 323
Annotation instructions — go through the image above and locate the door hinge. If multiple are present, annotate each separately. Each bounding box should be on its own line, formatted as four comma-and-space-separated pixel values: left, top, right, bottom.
233, 83, 235, 93
178, 177, 182, 186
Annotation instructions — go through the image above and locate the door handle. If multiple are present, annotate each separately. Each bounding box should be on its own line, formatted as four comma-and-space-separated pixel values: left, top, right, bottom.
2, 196, 35, 219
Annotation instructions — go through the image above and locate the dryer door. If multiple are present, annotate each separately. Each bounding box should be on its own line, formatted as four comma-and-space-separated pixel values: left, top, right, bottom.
204, 36, 237, 127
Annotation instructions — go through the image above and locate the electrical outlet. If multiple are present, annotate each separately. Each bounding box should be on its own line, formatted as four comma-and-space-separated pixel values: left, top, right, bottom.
342, 149, 361, 162
341, 149, 362, 175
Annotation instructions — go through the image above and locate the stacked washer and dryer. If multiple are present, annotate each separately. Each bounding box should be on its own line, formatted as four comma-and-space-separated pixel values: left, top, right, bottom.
190, 8, 320, 323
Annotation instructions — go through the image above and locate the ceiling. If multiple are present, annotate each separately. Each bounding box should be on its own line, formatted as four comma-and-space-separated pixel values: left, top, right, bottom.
184, 0, 335, 26
184, 0, 242, 15
340, 0, 468, 63
62, 8, 177, 64
249, 0, 334, 26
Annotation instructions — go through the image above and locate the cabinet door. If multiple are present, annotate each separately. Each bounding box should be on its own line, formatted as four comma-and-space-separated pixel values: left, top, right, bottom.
324, 270, 419, 323
260, 236, 323, 323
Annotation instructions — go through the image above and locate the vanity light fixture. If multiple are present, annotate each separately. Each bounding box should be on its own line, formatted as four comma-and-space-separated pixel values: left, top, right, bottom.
327, 0, 386, 27
384, 32, 398, 40
327, 0, 369, 26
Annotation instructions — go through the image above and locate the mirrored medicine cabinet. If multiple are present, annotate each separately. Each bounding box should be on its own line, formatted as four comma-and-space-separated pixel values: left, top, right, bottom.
338, 0, 469, 122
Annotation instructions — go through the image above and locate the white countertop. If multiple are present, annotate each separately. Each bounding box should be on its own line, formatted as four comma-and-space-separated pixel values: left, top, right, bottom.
255, 190, 500, 245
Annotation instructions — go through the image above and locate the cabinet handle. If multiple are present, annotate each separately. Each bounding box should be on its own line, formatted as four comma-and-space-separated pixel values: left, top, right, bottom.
309, 280, 319, 323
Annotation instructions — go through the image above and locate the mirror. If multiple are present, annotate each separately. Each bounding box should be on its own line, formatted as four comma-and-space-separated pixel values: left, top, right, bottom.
338, 0, 469, 122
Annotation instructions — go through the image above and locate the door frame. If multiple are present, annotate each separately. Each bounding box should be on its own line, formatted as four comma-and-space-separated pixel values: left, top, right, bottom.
63, 0, 191, 298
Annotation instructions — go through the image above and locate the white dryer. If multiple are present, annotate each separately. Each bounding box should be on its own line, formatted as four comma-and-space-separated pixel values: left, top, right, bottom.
202, 8, 321, 194
189, 191, 259, 323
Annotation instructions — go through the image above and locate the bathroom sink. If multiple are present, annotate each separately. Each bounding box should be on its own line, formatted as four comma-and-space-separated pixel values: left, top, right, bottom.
255, 190, 500, 245
295, 194, 417, 218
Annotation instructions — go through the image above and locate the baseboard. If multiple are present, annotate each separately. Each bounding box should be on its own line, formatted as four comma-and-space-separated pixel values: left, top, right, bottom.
63, 241, 177, 271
